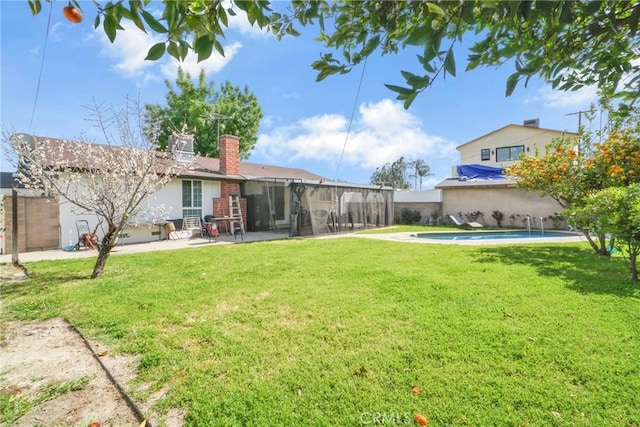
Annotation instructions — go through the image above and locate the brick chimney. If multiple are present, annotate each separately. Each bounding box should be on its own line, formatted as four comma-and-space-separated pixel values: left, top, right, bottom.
219, 134, 240, 176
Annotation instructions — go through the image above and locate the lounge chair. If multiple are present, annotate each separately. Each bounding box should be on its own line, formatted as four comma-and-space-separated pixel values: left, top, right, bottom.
448, 214, 483, 228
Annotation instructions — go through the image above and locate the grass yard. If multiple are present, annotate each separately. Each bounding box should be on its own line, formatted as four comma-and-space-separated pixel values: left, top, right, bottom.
2, 237, 640, 426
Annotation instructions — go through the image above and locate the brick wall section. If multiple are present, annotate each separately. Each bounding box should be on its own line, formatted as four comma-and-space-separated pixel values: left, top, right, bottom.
219, 134, 240, 176
214, 137, 247, 229
2, 195, 59, 253
212, 196, 247, 232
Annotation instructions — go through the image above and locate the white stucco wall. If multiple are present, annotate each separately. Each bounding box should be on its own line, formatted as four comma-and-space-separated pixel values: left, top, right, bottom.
58, 177, 222, 246
394, 189, 442, 203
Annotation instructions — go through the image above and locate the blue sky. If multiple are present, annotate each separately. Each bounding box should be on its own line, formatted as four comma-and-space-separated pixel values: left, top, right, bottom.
1, 1, 599, 188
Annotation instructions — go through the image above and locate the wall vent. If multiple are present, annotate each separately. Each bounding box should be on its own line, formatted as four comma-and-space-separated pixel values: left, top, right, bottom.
523, 118, 540, 128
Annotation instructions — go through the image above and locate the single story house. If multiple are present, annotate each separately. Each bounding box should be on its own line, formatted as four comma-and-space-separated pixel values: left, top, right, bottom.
2, 134, 393, 252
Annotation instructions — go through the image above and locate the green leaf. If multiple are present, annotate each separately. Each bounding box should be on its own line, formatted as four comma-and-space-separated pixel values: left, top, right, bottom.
145, 42, 166, 61
28, 0, 41, 15
461, 1, 475, 24
444, 48, 456, 77
630, 4, 640, 37
219, 8, 229, 27
417, 55, 436, 73
126, 2, 146, 32
465, 54, 480, 72
194, 35, 214, 62
405, 26, 429, 46
362, 34, 380, 57
426, 3, 446, 16
178, 40, 190, 61
167, 41, 180, 60
384, 84, 415, 95
403, 91, 419, 109
141, 9, 168, 33
506, 72, 520, 96
94, 14, 101, 29
212, 38, 225, 57
103, 14, 119, 43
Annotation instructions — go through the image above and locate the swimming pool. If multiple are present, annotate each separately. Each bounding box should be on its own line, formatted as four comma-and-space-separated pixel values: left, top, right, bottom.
414, 230, 577, 241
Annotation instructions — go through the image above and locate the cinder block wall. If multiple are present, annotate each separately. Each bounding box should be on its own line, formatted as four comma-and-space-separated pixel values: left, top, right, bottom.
2, 195, 59, 253
395, 202, 442, 223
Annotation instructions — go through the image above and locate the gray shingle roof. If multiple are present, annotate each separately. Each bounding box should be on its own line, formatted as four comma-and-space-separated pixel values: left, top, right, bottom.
28, 136, 327, 182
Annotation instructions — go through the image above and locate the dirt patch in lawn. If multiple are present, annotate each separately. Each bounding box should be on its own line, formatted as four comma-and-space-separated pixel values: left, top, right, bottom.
1, 318, 142, 426
0, 264, 185, 426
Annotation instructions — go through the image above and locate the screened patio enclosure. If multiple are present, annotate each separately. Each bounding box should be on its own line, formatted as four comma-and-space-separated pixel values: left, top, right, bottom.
242, 179, 394, 237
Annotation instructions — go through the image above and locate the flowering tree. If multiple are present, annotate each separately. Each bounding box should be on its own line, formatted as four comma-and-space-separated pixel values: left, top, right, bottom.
505, 134, 610, 254
570, 185, 640, 281
7, 99, 193, 278
506, 116, 640, 255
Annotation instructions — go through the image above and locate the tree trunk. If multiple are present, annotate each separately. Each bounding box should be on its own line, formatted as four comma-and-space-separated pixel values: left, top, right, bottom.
630, 250, 638, 281
91, 226, 118, 279
598, 234, 609, 256
582, 231, 609, 255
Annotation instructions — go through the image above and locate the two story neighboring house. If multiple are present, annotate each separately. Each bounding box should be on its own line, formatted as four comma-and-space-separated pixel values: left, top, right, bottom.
435, 120, 578, 228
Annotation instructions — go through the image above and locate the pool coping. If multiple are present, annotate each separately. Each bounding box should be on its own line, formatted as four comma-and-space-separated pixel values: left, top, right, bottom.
352, 231, 588, 245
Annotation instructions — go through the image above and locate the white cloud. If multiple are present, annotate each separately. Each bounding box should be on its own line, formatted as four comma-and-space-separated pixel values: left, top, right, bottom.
98, 21, 163, 78
97, 21, 240, 81
525, 85, 597, 109
224, 1, 273, 39
49, 22, 65, 42
160, 42, 242, 79
255, 99, 457, 170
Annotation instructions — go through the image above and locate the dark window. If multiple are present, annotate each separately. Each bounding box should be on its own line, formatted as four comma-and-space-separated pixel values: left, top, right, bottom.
269, 185, 285, 221
496, 145, 524, 162
182, 179, 202, 218
481, 148, 491, 161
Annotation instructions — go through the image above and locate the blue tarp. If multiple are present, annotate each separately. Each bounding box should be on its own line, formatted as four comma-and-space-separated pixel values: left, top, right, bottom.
457, 164, 505, 181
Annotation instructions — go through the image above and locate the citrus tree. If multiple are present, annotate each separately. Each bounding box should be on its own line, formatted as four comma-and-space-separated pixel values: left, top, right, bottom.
570, 185, 640, 281
506, 113, 640, 255
28, 1, 640, 107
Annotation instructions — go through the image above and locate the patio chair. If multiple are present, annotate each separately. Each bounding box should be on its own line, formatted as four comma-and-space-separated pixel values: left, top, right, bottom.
448, 214, 483, 228
203, 215, 219, 242
182, 216, 203, 238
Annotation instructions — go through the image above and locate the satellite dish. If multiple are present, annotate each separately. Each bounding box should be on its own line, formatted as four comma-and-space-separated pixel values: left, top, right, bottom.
10, 133, 37, 151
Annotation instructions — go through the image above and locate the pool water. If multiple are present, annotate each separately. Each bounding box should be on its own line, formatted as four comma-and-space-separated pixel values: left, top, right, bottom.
415, 231, 576, 241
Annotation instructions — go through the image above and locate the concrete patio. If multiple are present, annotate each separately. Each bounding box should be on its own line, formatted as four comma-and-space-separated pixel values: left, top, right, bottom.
0, 229, 292, 263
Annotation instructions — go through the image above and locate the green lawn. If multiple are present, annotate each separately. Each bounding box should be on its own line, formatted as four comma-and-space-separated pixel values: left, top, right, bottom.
2, 238, 640, 426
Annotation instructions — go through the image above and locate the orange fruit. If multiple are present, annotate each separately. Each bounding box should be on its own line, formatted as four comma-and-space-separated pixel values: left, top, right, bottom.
63, 5, 83, 23
414, 414, 428, 426
411, 386, 421, 394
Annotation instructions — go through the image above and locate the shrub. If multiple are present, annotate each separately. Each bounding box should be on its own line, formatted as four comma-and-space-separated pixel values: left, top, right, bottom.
491, 210, 504, 227
548, 212, 565, 229
465, 210, 484, 223
400, 208, 421, 224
